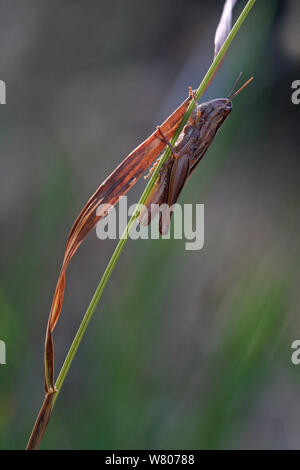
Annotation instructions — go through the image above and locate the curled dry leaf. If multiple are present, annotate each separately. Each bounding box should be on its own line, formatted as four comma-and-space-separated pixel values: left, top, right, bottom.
26, 95, 191, 450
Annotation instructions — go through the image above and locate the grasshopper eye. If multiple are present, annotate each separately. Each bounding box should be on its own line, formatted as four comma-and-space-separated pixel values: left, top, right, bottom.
225, 99, 232, 110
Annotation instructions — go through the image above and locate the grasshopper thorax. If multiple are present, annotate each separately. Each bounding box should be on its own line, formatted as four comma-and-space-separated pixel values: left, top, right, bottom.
199, 98, 232, 122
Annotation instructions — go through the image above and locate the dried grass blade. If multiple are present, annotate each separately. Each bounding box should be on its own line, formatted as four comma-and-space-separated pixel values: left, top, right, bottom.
26, 95, 191, 450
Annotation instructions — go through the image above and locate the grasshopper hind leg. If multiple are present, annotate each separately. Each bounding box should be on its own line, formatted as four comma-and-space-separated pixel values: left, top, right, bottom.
138, 160, 172, 226
159, 155, 190, 235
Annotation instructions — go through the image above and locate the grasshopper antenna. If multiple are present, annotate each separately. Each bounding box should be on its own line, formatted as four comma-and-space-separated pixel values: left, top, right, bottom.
229, 76, 254, 100
228, 71, 243, 99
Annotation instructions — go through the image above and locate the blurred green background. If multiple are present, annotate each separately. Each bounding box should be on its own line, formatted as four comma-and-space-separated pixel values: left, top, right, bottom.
1, 0, 300, 450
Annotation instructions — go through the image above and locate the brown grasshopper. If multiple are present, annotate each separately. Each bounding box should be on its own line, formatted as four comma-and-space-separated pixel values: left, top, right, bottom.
139, 77, 253, 234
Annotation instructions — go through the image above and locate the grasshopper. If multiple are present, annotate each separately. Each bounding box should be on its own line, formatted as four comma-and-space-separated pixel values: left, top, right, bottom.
139, 77, 253, 234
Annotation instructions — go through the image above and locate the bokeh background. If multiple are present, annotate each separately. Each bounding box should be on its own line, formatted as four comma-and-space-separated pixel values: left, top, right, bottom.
0, 0, 300, 450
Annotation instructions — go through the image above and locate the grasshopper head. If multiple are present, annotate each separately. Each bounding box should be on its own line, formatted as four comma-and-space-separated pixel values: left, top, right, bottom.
198, 76, 253, 125
199, 98, 232, 126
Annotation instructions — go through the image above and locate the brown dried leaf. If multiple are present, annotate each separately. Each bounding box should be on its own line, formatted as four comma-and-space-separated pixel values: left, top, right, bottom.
26, 391, 55, 450
27, 94, 191, 450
